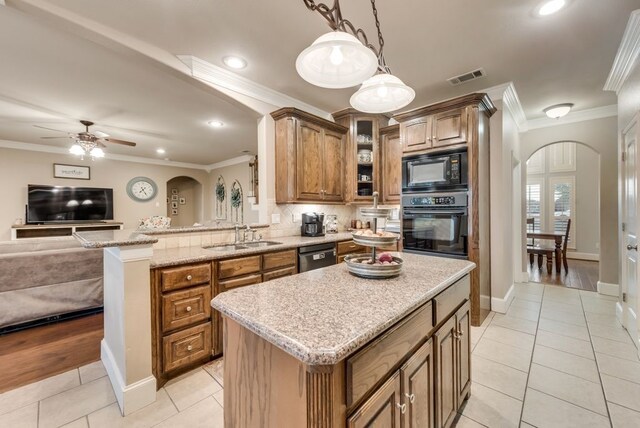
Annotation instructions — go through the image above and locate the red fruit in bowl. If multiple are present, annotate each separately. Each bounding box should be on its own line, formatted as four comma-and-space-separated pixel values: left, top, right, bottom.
379, 253, 393, 263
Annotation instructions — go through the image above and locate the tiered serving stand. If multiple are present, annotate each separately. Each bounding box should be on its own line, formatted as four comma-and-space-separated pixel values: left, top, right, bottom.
344, 192, 403, 279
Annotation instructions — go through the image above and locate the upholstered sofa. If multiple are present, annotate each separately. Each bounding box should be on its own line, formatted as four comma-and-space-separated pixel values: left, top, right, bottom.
0, 237, 103, 330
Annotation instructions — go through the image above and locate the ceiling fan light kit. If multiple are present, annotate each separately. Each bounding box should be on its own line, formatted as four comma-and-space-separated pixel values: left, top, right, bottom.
299, 0, 414, 113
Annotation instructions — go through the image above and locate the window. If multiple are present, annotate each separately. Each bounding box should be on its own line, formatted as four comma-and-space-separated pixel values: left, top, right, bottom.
526, 178, 543, 233
548, 176, 576, 249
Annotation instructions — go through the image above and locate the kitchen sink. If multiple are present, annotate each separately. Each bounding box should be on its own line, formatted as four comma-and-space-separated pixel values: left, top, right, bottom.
242, 241, 282, 248
203, 244, 248, 251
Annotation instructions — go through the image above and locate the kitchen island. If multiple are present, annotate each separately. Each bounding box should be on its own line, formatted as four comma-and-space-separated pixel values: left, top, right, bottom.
212, 253, 475, 428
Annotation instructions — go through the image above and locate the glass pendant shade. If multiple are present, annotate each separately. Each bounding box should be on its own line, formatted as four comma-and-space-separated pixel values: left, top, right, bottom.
296, 31, 378, 88
350, 73, 415, 113
90, 147, 105, 158
69, 144, 84, 156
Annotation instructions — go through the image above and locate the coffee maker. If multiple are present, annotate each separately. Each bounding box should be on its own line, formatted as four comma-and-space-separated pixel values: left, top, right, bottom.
301, 212, 325, 237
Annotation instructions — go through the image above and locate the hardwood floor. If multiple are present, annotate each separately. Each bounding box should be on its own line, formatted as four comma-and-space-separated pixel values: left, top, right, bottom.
0, 313, 103, 394
527, 259, 599, 291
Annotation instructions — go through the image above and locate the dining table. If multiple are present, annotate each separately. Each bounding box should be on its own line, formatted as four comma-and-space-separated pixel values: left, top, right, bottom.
527, 231, 565, 273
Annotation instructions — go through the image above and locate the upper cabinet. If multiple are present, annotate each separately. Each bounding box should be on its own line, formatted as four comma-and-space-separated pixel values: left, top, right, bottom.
272, 108, 348, 204
380, 124, 401, 204
333, 109, 390, 204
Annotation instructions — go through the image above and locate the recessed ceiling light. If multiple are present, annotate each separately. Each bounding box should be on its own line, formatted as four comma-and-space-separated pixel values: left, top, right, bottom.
208, 120, 224, 128
544, 103, 574, 119
223, 56, 247, 70
156, 148, 166, 154
538, 0, 566, 16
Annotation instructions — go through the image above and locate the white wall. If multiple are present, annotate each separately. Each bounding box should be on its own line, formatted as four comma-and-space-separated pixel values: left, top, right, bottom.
0, 147, 210, 241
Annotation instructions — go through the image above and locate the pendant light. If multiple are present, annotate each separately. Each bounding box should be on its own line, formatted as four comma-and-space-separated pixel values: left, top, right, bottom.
299, 0, 415, 113
296, 31, 378, 88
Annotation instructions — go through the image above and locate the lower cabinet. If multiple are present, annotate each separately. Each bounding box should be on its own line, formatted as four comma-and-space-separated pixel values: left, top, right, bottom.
435, 301, 471, 428
348, 371, 402, 428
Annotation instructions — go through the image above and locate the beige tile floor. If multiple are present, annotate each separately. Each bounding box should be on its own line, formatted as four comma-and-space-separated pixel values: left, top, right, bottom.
0, 283, 638, 427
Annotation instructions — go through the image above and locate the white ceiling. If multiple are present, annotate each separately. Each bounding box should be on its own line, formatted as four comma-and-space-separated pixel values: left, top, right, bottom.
1, 0, 638, 164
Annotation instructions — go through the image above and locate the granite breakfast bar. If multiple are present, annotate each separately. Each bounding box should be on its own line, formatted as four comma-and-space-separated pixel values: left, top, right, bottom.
212, 253, 475, 428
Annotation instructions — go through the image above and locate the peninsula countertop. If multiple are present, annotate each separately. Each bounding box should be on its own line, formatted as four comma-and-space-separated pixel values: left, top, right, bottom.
211, 253, 475, 366
74, 229, 158, 248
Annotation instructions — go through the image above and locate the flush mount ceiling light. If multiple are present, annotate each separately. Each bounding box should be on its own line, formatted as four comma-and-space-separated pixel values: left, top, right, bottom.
299, 0, 414, 112
223, 56, 247, 70
156, 148, 166, 154
207, 120, 224, 128
544, 103, 574, 119
537, 0, 566, 16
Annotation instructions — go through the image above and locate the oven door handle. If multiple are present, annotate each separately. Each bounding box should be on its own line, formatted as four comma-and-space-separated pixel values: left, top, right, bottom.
403, 209, 467, 216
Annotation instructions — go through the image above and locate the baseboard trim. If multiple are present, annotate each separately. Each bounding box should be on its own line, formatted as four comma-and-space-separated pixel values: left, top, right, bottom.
617, 301, 624, 327
101, 340, 156, 416
597, 281, 619, 297
566, 252, 600, 261
491, 284, 515, 314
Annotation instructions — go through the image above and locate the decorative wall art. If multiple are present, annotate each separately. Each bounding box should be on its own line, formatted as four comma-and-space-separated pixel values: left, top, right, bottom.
53, 164, 90, 180
171, 209, 178, 215
179, 197, 186, 205
171, 188, 178, 195
171, 194, 178, 201
171, 201, 178, 209
230, 180, 243, 224
215, 175, 227, 220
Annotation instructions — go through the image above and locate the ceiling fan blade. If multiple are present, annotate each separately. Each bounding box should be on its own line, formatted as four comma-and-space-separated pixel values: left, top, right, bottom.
93, 130, 110, 138
40, 136, 70, 139
34, 125, 69, 133
104, 137, 136, 147
98, 141, 107, 148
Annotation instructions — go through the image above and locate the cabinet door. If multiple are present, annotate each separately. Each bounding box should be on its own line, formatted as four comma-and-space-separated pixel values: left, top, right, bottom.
322, 129, 345, 201
431, 108, 467, 148
435, 316, 457, 428
381, 130, 402, 203
348, 371, 402, 428
296, 120, 324, 200
401, 339, 435, 428
402, 118, 431, 153
456, 302, 471, 405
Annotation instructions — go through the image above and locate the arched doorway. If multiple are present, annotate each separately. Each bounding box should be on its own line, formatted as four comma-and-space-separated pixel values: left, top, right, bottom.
166, 176, 203, 227
524, 141, 601, 290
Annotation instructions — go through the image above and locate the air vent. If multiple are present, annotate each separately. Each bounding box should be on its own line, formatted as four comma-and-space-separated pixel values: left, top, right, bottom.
447, 68, 486, 86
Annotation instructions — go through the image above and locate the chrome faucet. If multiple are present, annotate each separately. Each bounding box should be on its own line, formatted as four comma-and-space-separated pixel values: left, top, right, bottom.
234, 224, 242, 244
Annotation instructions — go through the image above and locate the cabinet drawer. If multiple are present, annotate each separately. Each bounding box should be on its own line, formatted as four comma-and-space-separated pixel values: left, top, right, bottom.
218, 273, 262, 292
434, 276, 470, 324
263, 266, 296, 282
162, 322, 211, 372
161, 263, 211, 292
263, 249, 297, 271
337, 240, 366, 256
218, 255, 261, 280
161, 285, 211, 333
347, 302, 433, 407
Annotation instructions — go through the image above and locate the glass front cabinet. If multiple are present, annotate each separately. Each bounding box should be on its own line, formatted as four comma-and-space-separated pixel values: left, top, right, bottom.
333, 109, 390, 203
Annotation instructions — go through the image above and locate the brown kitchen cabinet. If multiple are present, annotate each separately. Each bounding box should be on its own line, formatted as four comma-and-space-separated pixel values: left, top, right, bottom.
272, 108, 348, 204
337, 239, 367, 263
348, 372, 402, 428
333, 109, 390, 204
380, 124, 401, 204
401, 339, 435, 428
399, 107, 468, 154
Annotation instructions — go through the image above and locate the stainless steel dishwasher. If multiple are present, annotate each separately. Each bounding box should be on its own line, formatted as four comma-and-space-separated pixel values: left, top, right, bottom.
298, 242, 337, 272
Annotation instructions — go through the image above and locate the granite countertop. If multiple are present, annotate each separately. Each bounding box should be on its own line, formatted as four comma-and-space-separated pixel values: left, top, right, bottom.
150, 232, 355, 267
74, 229, 158, 248
211, 253, 475, 365
141, 223, 270, 235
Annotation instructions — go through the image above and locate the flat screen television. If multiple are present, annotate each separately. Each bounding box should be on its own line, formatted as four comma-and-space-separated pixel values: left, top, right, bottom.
27, 185, 114, 224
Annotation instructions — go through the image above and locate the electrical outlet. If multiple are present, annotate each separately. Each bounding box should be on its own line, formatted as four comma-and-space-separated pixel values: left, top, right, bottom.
271, 213, 281, 224
292, 213, 301, 223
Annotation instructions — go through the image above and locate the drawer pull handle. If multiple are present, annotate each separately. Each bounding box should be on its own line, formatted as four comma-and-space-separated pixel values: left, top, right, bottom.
187, 345, 193, 351
396, 403, 407, 414
405, 393, 416, 404
186, 275, 193, 281
186, 306, 192, 312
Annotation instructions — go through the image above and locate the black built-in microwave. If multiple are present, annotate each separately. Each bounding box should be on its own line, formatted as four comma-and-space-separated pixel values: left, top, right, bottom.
402, 149, 468, 193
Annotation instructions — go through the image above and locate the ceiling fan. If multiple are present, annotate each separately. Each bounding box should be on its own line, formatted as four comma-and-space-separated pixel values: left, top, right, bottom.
35, 120, 137, 159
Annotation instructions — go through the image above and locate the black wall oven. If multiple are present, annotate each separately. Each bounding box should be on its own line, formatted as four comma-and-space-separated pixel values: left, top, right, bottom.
401, 192, 468, 259
402, 149, 467, 193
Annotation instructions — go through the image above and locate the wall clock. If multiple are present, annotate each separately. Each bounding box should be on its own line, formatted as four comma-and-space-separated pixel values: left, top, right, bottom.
126, 176, 158, 202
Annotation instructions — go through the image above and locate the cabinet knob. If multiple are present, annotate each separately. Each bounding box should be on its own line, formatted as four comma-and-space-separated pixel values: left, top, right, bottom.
405, 393, 416, 404
186, 274, 193, 281
396, 403, 407, 414
432, 135, 436, 141
187, 345, 193, 351
186, 306, 192, 312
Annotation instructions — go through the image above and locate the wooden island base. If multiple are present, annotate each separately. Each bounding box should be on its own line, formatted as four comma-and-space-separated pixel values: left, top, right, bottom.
222, 275, 472, 428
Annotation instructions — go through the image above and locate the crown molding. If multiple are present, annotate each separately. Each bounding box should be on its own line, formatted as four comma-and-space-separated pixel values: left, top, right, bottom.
206, 155, 254, 172
0, 139, 213, 170
482, 82, 528, 132
604, 10, 640, 93
526, 104, 617, 130
178, 55, 333, 120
